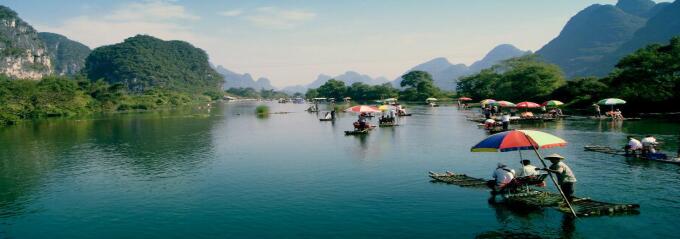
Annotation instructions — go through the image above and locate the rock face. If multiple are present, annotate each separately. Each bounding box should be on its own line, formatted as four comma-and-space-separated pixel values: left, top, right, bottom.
0, 6, 51, 79
38, 32, 90, 75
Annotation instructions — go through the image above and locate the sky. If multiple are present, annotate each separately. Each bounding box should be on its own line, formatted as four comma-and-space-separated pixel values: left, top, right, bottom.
0, 0, 661, 88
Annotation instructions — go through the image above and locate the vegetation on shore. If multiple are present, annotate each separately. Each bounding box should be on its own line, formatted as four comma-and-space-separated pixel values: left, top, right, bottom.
225, 87, 295, 99
0, 75, 218, 126
304, 71, 450, 102
457, 36, 680, 113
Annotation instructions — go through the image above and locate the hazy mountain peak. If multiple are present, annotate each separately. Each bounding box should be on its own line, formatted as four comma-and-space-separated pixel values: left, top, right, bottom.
470, 44, 530, 71
616, 0, 656, 16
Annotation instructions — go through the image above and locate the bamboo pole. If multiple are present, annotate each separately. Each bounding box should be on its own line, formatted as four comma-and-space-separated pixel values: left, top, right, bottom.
524, 134, 578, 218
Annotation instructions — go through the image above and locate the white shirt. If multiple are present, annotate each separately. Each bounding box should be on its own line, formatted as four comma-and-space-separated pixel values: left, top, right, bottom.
485, 119, 495, 124
492, 167, 515, 186
501, 114, 510, 122
518, 165, 539, 177
628, 138, 642, 150
641, 137, 657, 147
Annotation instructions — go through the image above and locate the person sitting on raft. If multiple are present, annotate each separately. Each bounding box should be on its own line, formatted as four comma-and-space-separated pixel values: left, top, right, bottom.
484, 118, 496, 130
625, 136, 642, 155
487, 163, 515, 193
641, 135, 658, 154
518, 160, 539, 177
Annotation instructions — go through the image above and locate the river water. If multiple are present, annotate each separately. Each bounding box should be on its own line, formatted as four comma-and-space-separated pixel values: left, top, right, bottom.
1, 102, 679, 238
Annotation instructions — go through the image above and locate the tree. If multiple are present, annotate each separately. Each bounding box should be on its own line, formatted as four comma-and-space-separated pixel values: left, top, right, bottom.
316, 79, 347, 100
456, 69, 501, 100
305, 88, 319, 99
399, 71, 441, 101
607, 36, 680, 111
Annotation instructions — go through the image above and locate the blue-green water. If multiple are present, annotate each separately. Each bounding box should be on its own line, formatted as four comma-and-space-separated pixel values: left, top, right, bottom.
1, 102, 679, 238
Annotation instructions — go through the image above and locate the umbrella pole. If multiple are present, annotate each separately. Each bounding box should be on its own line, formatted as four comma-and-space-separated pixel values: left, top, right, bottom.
524, 135, 578, 218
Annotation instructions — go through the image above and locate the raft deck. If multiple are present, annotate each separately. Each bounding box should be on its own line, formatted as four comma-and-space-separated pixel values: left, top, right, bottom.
428, 171, 640, 217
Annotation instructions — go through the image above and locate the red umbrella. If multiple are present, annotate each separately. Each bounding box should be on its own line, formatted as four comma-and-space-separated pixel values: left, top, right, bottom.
458, 97, 473, 101
516, 101, 541, 108
344, 105, 381, 113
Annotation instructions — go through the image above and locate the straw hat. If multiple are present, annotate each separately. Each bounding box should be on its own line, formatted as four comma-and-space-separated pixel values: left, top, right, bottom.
544, 153, 565, 160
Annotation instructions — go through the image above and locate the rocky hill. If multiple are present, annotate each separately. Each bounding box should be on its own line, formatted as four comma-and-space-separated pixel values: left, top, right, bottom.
0, 6, 51, 79
38, 32, 90, 75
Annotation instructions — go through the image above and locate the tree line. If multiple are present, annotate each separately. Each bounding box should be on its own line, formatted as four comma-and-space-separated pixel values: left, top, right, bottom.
457, 36, 680, 112
304, 71, 449, 102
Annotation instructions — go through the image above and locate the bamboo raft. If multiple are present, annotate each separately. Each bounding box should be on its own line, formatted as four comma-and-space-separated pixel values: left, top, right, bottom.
505, 190, 640, 217
584, 145, 680, 165
428, 171, 640, 217
428, 171, 488, 188
379, 123, 399, 127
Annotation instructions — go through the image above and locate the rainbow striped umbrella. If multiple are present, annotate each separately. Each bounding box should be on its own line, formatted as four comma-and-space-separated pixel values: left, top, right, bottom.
470, 129, 576, 216
490, 101, 516, 108
480, 99, 496, 105
471, 130, 567, 152
542, 100, 564, 107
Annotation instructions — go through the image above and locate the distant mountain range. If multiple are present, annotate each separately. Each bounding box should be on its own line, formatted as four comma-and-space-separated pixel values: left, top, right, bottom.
392, 44, 531, 91
281, 71, 389, 94
537, 0, 680, 78
215, 65, 275, 90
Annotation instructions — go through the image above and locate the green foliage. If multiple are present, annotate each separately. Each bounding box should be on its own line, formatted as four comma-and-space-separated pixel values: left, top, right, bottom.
399, 70, 442, 101
457, 55, 566, 102
606, 36, 680, 111
550, 77, 608, 107
255, 105, 270, 115
0, 75, 213, 126
225, 87, 289, 99
316, 79, 347, 100
83, 35, 223, 92
304, 88, 319, 99
38, 32, 91, 75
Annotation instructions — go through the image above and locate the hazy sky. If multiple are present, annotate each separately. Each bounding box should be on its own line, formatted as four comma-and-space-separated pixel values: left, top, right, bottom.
0, 0, 659, 87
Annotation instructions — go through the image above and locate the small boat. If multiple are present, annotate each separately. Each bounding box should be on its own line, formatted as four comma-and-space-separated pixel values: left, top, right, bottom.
584, 145, 680, 164
319, 118, 334, 122
486, 127, 507, 134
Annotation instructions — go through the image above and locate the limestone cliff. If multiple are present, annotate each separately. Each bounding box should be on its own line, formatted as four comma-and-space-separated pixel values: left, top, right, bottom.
0, 6, 51, 79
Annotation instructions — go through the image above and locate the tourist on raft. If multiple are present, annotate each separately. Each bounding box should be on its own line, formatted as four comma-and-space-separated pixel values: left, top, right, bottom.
624, 136, 642, 155
641, 135, 658, 154
540, 154, 577, 202
487, 163, 515, 193
518, 160, 539, 177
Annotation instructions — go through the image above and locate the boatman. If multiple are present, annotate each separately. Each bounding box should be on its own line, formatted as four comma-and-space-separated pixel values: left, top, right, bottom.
541, 153, 577, 202
625, 136, 642, 155
489, 163, 515, 192
593, 104, 601, 117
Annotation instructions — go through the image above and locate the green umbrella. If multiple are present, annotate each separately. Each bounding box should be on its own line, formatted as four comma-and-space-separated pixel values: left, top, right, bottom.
597, 98, 626, 105
542, 100, 564, 107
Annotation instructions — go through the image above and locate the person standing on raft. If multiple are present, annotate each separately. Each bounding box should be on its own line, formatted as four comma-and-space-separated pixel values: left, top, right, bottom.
540, 154, 577, 202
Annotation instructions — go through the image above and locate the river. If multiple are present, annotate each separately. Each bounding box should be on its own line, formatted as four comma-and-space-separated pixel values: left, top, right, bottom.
1, 102, 679, 238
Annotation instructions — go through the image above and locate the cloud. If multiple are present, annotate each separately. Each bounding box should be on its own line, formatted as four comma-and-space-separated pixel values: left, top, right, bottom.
243, 7, 316, 29
219, 9, 243, 17
35, 0, 208, 48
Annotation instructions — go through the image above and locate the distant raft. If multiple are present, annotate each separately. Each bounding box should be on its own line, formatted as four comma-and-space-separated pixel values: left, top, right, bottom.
584, 145, 680, 164
428, 171, 640, 217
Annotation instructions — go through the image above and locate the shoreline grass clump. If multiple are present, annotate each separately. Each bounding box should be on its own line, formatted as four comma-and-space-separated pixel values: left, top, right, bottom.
255, 105, 270, 116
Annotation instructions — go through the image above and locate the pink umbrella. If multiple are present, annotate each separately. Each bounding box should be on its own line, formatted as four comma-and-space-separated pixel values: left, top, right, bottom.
516, 101, 541, 108
344, 105, 381, 113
